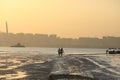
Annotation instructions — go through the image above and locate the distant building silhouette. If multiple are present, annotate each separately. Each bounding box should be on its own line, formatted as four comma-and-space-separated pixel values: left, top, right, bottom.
0, 32, 120, 48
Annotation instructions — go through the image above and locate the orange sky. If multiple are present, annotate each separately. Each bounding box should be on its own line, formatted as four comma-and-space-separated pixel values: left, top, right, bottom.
0, 0, 120, 38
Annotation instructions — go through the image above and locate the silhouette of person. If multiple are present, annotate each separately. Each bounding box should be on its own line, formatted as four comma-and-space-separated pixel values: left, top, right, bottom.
57, 48, 64, 57
58, 48, 61, 56
60, 48, 64, 56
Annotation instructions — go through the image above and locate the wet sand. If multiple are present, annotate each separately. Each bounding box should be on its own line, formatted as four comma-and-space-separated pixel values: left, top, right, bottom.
0, 53, 120, 80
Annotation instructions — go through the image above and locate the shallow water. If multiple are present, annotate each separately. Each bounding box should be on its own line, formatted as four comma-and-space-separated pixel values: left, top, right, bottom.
0, 47, 106, 54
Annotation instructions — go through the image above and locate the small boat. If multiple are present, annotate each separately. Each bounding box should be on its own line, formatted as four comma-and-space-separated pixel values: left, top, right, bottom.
11, 43, 25, 47
106, 48, 120, 54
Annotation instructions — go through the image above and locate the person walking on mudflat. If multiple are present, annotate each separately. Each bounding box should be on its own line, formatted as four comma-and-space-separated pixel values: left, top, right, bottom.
58, 48, 61, 56
58, 48, 64, 57
60, 48, 64, 56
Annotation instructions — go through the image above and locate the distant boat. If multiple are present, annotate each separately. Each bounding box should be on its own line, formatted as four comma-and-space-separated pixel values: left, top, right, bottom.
106, 48, 120, 54
11, 43, 25, 47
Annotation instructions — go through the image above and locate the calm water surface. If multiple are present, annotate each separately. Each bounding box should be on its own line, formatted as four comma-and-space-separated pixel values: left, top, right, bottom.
0, 47, 106, 54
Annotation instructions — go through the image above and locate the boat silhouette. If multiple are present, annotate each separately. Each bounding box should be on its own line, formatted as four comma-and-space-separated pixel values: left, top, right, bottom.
11, 43, 25, 47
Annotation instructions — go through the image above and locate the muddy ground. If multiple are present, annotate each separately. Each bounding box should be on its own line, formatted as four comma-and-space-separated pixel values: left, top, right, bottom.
0, 53, 120, 80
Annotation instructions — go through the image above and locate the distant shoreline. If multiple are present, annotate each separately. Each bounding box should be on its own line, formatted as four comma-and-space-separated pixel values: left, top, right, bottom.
0, 32, 120, 48
0, 46, 107, 49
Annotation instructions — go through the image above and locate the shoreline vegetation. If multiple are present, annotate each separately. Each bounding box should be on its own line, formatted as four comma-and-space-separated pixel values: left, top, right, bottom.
0, 53, 120, 80
0, 32, 120, 48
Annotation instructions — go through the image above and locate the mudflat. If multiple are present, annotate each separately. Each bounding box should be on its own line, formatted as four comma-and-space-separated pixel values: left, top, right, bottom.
0, 53, 120, 80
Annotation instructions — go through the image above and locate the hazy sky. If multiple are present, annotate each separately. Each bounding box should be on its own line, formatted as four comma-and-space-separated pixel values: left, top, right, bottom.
0, 0, 120, 38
